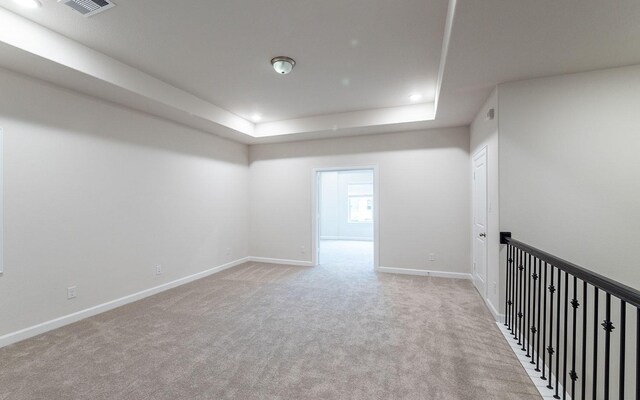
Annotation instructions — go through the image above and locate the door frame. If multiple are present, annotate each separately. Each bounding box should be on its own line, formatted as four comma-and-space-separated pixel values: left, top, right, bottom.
472, 146, 489, 298
311, 165, 379, 268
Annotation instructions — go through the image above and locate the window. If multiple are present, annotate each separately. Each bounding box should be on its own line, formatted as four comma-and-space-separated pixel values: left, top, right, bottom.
347, 183, 373, 223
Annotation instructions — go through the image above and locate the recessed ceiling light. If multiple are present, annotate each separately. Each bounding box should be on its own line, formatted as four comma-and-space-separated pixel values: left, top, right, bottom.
271, 56, 296, 75
13, 0, 41, 8
251, 114, 262, 122
409, 93, 423, 102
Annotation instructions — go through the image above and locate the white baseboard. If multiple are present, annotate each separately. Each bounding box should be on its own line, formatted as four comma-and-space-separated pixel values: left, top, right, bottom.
248, 257, 314, 267
497, 323, 571, 400
375, 266, 472, 280
486, 299, 505, 324
0, 257, 250, 349
467, 280, 505, 323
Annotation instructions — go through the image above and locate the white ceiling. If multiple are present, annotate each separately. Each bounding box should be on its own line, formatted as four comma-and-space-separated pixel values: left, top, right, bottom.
436, 0, 640, 127
1, 0, 640, 143
0, 0, 447, 122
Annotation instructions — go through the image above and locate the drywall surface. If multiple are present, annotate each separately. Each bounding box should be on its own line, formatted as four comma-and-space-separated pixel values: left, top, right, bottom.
470, 88, 502, 316
499, 64, 640, 289
0, 68, 249, 337
319, 170, 374, 241
249, 127, 471, 272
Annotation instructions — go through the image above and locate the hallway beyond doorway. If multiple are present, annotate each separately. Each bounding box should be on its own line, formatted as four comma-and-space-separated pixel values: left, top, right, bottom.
315, 168, 377, 269
318, 240, 373, 268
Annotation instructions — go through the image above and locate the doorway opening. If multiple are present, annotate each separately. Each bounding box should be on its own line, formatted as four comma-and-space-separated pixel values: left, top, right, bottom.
313, 168, 378, 269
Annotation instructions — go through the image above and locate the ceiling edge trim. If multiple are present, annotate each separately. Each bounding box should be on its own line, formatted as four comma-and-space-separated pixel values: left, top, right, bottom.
254, 103, 435, 138
433, 0, 457, 116
0, 7, 255, 136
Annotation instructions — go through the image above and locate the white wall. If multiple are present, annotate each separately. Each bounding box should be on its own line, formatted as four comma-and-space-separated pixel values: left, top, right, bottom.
499, 64, 640, 289
0, 68, 250, 338
470, 89, 502, 317
319, 170, 374, 241
249, 127, 471, 273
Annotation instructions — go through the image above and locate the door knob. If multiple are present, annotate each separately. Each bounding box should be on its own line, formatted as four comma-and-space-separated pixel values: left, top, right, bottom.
479, 233, 486, 237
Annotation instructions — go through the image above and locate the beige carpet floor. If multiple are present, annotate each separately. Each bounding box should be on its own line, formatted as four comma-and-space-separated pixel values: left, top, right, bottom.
0, 260, 540, 400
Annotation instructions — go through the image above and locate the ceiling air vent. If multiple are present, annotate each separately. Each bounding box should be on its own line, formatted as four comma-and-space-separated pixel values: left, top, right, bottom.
58, 0, 116, 17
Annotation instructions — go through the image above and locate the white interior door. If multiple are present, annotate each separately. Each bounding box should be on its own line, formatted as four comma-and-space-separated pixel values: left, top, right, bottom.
472, 147, 488, 297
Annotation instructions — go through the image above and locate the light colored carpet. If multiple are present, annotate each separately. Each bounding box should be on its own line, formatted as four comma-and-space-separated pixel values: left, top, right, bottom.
0, 261, 540, 400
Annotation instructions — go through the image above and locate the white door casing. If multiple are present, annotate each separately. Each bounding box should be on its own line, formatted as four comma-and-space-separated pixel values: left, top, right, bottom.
472, 147, 488, 297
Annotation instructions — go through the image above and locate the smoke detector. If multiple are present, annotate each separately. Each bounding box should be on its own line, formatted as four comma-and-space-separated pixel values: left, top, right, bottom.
58, 0, 116, 17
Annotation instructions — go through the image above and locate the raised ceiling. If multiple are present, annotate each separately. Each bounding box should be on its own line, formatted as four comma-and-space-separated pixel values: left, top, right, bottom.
1, 0, 640, 143
0, 0, 447, 122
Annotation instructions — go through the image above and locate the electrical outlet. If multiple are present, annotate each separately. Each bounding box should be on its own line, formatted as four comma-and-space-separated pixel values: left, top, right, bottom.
300, 246, 306, 254
226, 247, 231, 256
67, 286, 77, 300
429, 253, 436, 261
155, 265, 163, 276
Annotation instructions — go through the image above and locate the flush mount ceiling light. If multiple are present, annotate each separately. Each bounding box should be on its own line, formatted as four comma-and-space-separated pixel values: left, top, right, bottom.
13, 0, 42, 8
271, 56, 296, 75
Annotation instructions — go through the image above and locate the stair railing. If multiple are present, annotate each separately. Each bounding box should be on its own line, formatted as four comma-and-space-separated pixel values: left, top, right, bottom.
501, 232, 639, 400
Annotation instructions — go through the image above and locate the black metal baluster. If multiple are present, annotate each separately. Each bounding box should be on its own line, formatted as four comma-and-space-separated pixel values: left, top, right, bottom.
506, 246, 512, 328
603, 293, 613, 400
561, 271, 569, 399
569, 276, 578, 399
547, 265, 556, 390
509, 246, 515, 334
513, 248, 520, 338
541, 262, 548, 381
519, 250, 525, 346
619, 300, 626, 400
554, 268, 562, 399
515, 249, 521, 341
526, 253, 532, 355
530, 257, 539, 366
636, 307, 639, 400
512, 246, 517, 335
521, 249, 527, 350
592, 288, 599, 399
535, 258, 542, 372
498, 235, 640, 400
581, 281, 587, 400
